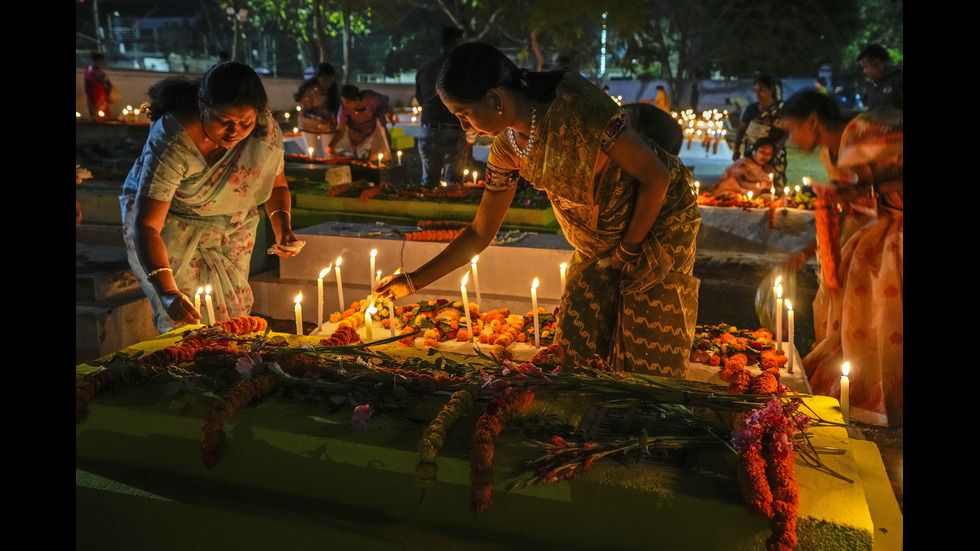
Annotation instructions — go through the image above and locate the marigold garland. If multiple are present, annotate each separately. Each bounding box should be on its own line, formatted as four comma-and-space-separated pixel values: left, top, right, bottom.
75, 316, 268, 420
415, 385, 479, 489
200, 371, 280, 467
469, 390, 535, 514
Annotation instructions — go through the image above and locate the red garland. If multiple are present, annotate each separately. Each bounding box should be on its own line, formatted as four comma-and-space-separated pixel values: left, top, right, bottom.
726, 364, 800, 550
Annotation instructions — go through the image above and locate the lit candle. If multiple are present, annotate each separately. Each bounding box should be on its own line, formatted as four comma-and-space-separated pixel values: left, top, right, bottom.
461, 272, 474, 343
335, 257, 345, 311
365, 305, 376, 341
785, 299, 795, 373
294, 293, 303, 335
397, 150, 402, 165
377, 153, 383, 167
473, 171, 478, 185
531, 277, 540, 347
775, 284, 783, 355
559, 262, 567, 292
308, 146, 315, 159
317, 266, 331, 328
205, 285, 216, 325
369, 249, 377, 289
694, 181, 700, 196
840, 362, 850, 424
470, 256, 482, 311
195, 287, 203, 319
783, 186, 790, 210
747, 191, 753, 201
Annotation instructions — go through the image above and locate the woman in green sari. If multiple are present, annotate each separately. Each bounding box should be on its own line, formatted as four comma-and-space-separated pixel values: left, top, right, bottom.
121, 62, 302, 333
376, 43, 700, 376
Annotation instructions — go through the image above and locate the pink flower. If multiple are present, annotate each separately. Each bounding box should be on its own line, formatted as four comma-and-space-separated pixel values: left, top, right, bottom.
351, 404, 374, 431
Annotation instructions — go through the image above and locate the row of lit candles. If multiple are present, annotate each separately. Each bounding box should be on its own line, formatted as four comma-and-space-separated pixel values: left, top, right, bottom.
289, 249, 570, 348
770, 274, 851, 423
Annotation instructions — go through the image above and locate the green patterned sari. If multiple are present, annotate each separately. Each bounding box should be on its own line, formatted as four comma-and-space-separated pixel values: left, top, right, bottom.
487, 73, 701, 376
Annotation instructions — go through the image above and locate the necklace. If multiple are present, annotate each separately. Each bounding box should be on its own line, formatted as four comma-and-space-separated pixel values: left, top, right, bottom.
507, 105, 537, 159
200, 113, 226, 154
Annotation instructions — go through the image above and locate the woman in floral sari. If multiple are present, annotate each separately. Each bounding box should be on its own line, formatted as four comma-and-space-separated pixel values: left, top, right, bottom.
376, 43, 701, 376
120, 62, 302, 333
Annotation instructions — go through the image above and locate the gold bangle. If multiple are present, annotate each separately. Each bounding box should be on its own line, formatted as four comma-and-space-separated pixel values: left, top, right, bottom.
617, 243, 641, 258
269, 209, 290, 219
404, 272, 417, 295
146, 267, 173, 280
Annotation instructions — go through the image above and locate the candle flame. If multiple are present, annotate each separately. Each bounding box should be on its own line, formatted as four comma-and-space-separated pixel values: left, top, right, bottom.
336, 257, 342, 267
785, 299, 793, 310
776, 284, 782, 299
461, 272, 469, 286
560, 262, 567, 270
370, 249, 377, 258
295, 293, 302, 304
394, 268, 401, 274
842, 361, 850, 377
366, 305, 377, 315
774, 275, 782, 287
471, 255, 479, 264
532, 277, 539, 289
319, 267, 330, 279
197, 287, 204, 295
205, 285, 212, 295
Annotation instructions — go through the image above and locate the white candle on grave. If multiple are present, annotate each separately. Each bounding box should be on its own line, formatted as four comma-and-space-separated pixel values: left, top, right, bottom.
317, 266, 331, 328
294, 293, 303, 335
365, 305, 376, 342
783, 186, 790, 210
531, 277, 540, 348
786, 299, 795, 373
205, 285, 216, 325
195, 287, 203, 319
397, 150, 402, 165
308, 146, 315, 159
389, 268, 401, 337
470, 256, 482, 310
473, 171, 478, 185
335, 257, 345, 312
840, 362, 850, 424
559, 262, 567, 292
377, 153, 384, 167
775, 284, 783, 355
369, 249, 377, 290
461, 272, 474, 343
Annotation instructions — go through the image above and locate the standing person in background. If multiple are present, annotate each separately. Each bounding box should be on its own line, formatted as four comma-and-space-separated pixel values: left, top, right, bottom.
815, 76, 829, 94
376, 43, 701, 376
84, 51, 114, 121
294, 62, 340, 158
415, 27, 467, 188
858, 44, 903, 112
731, 75, 787, 189
654, 85, 671, 112
328, 85, 396, 160
120, 62, 301, 333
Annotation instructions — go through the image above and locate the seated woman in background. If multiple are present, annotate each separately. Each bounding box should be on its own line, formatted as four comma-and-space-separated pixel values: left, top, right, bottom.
708, 137, 776, 197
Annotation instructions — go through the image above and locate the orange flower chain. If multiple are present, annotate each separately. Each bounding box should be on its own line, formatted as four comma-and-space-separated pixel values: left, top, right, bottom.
75, 316, 268, 420
470, 390, 536, 514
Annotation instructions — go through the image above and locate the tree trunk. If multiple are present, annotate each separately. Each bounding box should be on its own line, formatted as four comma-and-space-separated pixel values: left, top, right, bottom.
530, 28, 545, 70
314, 0, 330, 66
341, 5, 352, 84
